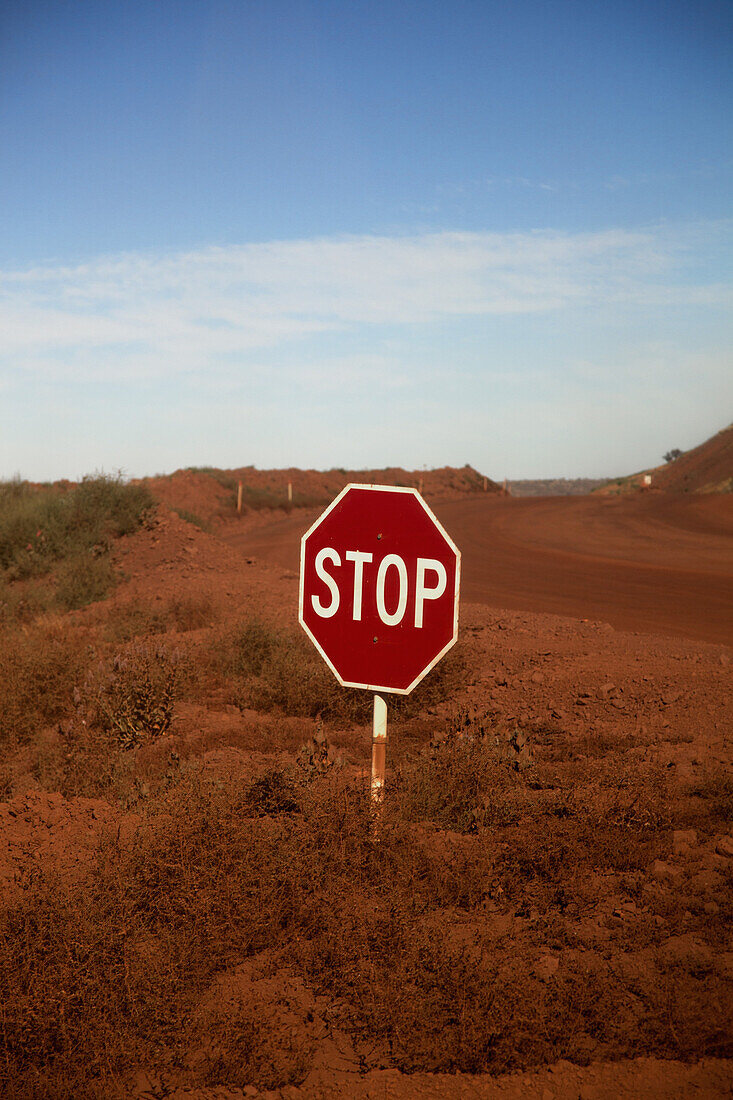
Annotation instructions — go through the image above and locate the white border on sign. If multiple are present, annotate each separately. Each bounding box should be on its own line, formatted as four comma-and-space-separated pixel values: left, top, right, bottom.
298, 483, 461, 695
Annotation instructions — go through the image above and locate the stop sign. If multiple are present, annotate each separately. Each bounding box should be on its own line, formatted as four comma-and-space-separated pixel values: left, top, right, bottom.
299, 484, 461, 694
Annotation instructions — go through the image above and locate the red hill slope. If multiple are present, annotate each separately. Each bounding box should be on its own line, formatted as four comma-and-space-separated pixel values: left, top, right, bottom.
653, 423, 733, 493
598, 423, 733, 495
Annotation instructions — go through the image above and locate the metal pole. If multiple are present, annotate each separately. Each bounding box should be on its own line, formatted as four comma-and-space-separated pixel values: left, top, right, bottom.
371, 693, 387, 812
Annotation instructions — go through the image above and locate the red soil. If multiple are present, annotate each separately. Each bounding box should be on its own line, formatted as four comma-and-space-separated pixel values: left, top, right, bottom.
221, 492, 733, 646
2, 476, 732, 1097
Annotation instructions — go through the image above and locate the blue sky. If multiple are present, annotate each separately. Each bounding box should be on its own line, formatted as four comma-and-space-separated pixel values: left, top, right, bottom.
1, 0, 731, 480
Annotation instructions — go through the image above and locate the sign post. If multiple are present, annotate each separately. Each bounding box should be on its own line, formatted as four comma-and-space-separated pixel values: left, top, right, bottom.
371, 693, 388, 809
299, 484, 461, 814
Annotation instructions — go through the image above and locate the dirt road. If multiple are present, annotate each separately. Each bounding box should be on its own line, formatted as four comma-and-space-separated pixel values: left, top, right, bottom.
220, 493, 733, 646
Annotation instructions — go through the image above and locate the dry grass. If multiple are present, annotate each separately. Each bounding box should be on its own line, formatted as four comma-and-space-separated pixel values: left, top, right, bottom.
1, 761, 730, 1097
0, 622, 87, 749
0, 598, 731, 1094
105, 594, 216, 642
210, 617, 466, 724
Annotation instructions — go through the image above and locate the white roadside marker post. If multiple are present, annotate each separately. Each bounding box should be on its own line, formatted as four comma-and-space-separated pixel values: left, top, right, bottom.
371, 694, 387, 818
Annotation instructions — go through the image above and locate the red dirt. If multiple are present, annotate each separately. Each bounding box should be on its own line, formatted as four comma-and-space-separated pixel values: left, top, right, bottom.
221, 492, 733, 646
2, 480, 732, 1097
140, 464, 502, 527
650, 423, 733, 494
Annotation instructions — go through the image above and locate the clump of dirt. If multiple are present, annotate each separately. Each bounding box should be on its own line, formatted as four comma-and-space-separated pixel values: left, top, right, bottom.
0, 790, 140, 906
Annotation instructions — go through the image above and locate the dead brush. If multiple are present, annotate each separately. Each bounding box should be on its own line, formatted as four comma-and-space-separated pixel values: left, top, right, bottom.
685, 763, 733, 828
83, 642, 183, 750
0, 621, 86, 749
394, 708, 535, 832
211, 617, 467, 724
0, 767, 730, 1095
106, 594, 215, 642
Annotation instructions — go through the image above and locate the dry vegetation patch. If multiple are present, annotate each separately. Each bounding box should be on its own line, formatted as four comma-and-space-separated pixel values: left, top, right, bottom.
1, 718, 731, 1096
0, 475, 153, 623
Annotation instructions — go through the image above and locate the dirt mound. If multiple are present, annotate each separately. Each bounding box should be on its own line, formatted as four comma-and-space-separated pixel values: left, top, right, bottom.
140, 464, 501, 527
141, 469, 233, 525
0, 790, 140, 906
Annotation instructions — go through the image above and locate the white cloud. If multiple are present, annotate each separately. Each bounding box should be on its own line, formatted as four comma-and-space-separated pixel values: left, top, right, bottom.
1, 222, 730, 385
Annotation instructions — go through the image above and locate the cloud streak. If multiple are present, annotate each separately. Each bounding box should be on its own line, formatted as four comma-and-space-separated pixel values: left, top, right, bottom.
2, 222, 730, 384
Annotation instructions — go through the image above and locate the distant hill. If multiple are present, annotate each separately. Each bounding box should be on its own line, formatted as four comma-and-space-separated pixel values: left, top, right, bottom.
507, 478, 610, 497
652, 423, 733, 493
598, 423, 733, 495
142, 464, 502, 526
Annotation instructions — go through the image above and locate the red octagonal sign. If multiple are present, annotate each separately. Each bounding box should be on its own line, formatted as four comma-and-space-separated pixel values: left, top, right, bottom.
299, 484, 461, 694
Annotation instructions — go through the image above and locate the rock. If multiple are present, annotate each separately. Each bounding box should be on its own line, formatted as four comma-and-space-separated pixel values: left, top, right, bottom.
704, 901, 720, 915
689, 869, 723, 893
672, 828, 698, 856
715, 835, 733, 858
660, 934, 713, 971
535, 954, 560, 980
651, 859, 682, 884
531, 671, 545, 684
718, 952, 733, 979
701, 851, 730, 872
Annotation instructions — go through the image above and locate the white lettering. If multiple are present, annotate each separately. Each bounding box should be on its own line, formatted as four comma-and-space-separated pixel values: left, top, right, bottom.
345, 550, 373, 620
414, 558, 447, 627
312, 547, 341, 617
376, 554, 408, 626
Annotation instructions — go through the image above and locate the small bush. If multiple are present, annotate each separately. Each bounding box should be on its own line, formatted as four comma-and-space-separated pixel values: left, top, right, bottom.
0, 474, 153, 617
213, 618, 466, 726
85, 643, 182, 750
395, 710, 533, 831
55, 553, 116, 610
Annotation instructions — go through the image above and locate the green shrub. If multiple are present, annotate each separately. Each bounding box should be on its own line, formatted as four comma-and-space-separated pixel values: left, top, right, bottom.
55, 553, 116, 610
0, 474, 153, 615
